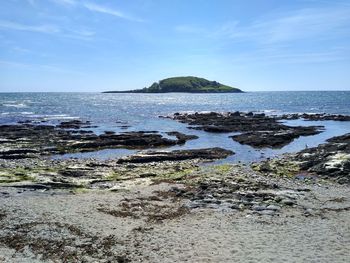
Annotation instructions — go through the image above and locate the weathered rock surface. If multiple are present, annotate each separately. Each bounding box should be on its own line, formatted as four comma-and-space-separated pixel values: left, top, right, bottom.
279, 113, 350, 121
296, 133, 350, 183
231, 127, 321, 148
165, 131, 198, 144
169, 112, 323, 148
117, 147, 234, 163
252, 133, 350, 183
0, 123, 198, 159
56, 120, 93, 129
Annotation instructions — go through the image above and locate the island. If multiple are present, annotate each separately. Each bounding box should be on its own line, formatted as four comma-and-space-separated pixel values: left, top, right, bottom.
103, 76, 243, 93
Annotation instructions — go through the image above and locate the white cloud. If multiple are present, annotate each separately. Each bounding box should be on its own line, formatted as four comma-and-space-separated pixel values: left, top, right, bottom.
173, 5, 350, 66
0, 20, 95, 40
83, 2, 144, 22
50, 0, 76, 6
0, 21, 60, 34
219, 6, 350, 44
49, 0, 144, 22
175, 5, 350, 44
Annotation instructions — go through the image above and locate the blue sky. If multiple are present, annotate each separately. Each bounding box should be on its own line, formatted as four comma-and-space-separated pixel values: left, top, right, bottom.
0, 0, 349, 92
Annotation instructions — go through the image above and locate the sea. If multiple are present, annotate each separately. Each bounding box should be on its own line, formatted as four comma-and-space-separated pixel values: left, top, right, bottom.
1, 91, 350, 163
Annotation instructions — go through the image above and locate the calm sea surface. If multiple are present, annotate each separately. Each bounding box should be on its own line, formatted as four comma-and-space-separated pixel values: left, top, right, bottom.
1, 91, 350, 163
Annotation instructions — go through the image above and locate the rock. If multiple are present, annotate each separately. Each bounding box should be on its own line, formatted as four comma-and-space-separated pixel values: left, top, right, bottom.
116, 148, 234, 164
0, 123, 203, 159
187, 202, 202, 209
231, 127, 322, 149
170, 112, 323, 149
281, 199, 296, 206
57, 120, 91, 129
230, 204, 240, 210
104, 131, 116, 135
165, 131, 198, 144
139, 173, 157, 178
266, 205, 281, 211
303, 208, 314, 217
257, 210, 276, 216
59, 169, 87, 177
295, 133, 350, 183
252, 205, 267, 211
302, 113, 350, 121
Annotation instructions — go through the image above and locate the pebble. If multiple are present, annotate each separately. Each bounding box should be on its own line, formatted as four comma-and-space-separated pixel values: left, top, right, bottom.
257, 210, 276, 216
230, 204, 240, 210
266, 205, 281, 211
252, 205, 267, 211
281, 199, 296, 206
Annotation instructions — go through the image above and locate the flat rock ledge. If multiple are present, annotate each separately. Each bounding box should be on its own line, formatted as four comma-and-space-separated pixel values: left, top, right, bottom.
167, 111, 323, 148
0, 122, 198, 159
279, 113, 350, 121
117, 147, 234, 163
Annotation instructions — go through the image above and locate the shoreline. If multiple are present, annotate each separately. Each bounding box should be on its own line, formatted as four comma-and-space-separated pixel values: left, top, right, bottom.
0, 112, 349, 262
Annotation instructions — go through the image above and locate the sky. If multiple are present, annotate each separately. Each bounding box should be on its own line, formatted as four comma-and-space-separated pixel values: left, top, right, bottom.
0, 0, 349, 92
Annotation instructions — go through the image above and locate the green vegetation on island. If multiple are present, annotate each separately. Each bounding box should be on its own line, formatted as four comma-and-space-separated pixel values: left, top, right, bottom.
103, 76, 243, 93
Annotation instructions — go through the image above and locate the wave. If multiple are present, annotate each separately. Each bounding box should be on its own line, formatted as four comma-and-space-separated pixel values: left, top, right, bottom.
27, 114, 79, 120
2, 103, 28, 108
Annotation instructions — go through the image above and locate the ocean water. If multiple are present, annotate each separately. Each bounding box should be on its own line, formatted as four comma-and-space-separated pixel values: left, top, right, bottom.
1, 91, 350, 163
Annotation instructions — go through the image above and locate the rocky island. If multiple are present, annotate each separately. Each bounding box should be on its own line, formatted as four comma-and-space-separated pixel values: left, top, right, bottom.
103, 76, 243, 93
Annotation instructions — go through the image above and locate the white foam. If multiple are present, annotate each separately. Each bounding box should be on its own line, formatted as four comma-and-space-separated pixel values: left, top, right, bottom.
2, 103, 28, 108
263, 109, 278, 113
22, 114, 79, 120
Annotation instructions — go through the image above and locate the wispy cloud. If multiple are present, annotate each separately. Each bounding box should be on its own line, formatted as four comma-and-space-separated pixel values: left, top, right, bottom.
0, 21, 60, 34
218, 6, 350, 44
48, 0, 144, 22
50, 0, 76, 6
0, 20, 95, 40
176, 5, 350, 44
174, 4, 350, 65
83, 2, 144, 22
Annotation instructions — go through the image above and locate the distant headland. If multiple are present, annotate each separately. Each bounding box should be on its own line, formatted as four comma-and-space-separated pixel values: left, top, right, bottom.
103, 76, 243, 93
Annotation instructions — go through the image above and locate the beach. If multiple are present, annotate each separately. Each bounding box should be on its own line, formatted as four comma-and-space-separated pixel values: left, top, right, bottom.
1, 95, 350, 262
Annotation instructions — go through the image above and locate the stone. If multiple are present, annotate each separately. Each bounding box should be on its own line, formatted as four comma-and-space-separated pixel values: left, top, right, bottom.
116, 148, 234, 164
266, 205, 281, 211
281, 199, 296, 206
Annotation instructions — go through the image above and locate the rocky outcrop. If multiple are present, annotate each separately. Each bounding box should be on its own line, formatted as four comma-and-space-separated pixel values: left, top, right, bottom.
165, 131, 198, 144
56, 120, 94, 129
169, 112, 323, 148
279, 113, 350, 121
231, 127, 320, 148
116, 148, 234, 163
0, 123, 198, 159
295, 133, 350, 183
